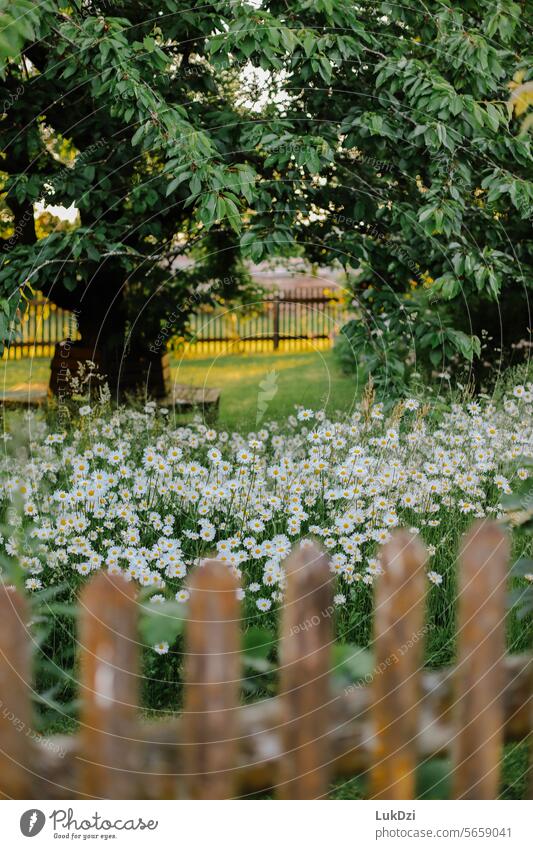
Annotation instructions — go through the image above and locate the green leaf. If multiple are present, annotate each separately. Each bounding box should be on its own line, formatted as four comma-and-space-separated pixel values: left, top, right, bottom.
189, 172, 202, 197
165, 171, 188, 196
131, 124, 146, 146
139, 600, 186, 646
446, 329, 478, 361
223, 196, 242, 233
243, 627, 274, 659
332, 643, 374, 686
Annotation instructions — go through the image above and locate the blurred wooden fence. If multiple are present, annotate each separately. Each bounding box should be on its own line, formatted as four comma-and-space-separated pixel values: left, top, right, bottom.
0, 521, 531, 800
2, 297, 80, 360
2, 288, 350, 361
179, 288, 350, 356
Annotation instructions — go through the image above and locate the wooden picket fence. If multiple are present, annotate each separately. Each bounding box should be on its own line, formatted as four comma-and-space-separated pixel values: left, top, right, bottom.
1, 297, 80, 360
0, 521, 531, 800
180, 287, 350, 356
2, 287, 350, 361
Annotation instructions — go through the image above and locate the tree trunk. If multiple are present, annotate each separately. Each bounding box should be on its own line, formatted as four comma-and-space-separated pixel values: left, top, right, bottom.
46, 273, 170, 401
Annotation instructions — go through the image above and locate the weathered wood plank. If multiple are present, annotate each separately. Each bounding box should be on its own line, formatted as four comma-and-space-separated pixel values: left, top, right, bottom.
278, 540, 333, 799
370, 530, 427, 800
28, 655, 532, 800
0, 585, 32, 798
452, 520, 509, 799
79, 573, 139, 799
182, 560, 240, 799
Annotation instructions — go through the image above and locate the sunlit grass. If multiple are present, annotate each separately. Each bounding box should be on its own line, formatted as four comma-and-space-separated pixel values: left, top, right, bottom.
1, 350, 360, 430
171, 350, 359, 429
1, 356, 51, 389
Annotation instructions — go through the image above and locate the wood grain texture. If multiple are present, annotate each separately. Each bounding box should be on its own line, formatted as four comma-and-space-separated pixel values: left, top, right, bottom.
370, 530, 427, 800
278, 541, 333, 799
182, 559, 240, 799
79, 573, 139, 799
28, 655, 531, 799
0, 585, 31, 798
0, 527, 530, 800
452, 520, 509, 799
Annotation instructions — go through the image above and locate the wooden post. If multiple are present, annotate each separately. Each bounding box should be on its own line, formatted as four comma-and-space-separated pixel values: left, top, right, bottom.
529, 665, 533, 800
370, 530, 427, 800
278, 540, 333, 799
182, 560, 240, 799
452, 520, 509, 799
0, 585, 32, 799
273, 294, 280, 350
79, 573, 139, 799
530, 670, 533, 801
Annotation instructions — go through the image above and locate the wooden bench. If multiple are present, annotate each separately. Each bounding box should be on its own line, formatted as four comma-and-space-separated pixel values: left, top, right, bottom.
0, 384, 49, 409
168, 383, 221, 423
1, 382, 222, 424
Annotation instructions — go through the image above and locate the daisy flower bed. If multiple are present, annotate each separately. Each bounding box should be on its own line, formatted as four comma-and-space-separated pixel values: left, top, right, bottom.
1, 383, 532, 674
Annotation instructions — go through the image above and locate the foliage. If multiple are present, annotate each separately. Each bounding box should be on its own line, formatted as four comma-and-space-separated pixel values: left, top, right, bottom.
331, 643, 374, 688
0, 1, 531, 384
241, 626, 277, 696
335, 287, 481, 395
0, 1, 268, 357
309, 3, 532, 388
138, 596, 186, 646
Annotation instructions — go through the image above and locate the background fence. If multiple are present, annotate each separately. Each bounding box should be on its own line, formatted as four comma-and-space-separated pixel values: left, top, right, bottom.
2, 288, 351, 361
2, 298, 80, 360
0, 521, 530, 800
179, 287, 351, 356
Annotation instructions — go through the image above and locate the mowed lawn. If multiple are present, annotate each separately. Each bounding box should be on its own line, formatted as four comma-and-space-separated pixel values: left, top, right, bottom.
172, 350, 359, 429
1, 350, 359, 430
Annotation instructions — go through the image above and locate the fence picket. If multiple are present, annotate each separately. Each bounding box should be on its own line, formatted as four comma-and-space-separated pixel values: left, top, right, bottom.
79, 574, 139, 799
182, 560, 240, 799
530, 678, 533, 800
452, 520, 509, 799
0, 585, 31, 798
370, 530, 427, 800
0, 525, 529, 800
278, 540, 332, 799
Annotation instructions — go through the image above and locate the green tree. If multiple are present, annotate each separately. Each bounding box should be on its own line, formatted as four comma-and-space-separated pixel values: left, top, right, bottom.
243, 1, 532, 391
229, 0, 532, 389
0, 1, 262, 395
1, 1, 532, 396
